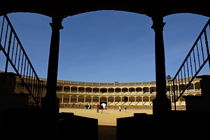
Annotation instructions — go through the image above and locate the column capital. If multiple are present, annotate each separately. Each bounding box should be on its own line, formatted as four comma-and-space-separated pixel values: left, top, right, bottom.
50, 16, 63, 30
151, 15, 165, 31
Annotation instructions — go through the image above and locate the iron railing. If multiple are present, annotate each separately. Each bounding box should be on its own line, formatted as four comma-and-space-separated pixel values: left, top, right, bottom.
0, 15, 43, 105
172, 19, 210, 109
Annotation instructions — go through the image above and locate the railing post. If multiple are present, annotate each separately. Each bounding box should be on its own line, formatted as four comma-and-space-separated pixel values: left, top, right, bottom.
151, 15, 171, 116
5, 29, 12, 73
42, 16, 63, 115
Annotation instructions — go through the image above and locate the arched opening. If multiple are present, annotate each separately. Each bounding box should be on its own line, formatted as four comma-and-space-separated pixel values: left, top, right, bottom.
115, 96, 121, 102
85, 95, 91, 102
136, 87, 142, 92
100, 96, 107, 102
78, 87, 85, 92
108, 88, 114, 93
129, 96, 135, 102
123, 96, 128, 102
93, 88, 99, 93
56, 85, 63, 92
195, 82, 201, 90
86, 87, 92, 92
64, 86, 70, 92
150, 87, 156, 93
71, 87, 77, 92
115, 88, 121, 93
93, 96, 98, 102
122, 88, 128, 92
100, 88, 107, 93
70, 95, 77, 103
187, 83, 194, 90
129, 88, 135, 92
136, 96, 142, 102
108, 96, 114, 102
78, 95, 84, 102
143, 87, 149, 93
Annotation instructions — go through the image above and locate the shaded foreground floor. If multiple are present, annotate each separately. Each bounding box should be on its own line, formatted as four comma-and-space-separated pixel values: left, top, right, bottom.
60, 108, 152, 140
98, 125, 116, 140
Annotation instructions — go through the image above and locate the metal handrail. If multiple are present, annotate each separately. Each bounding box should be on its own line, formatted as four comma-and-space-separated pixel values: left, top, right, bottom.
0, 15, 43, 105
172, 19, 210, 109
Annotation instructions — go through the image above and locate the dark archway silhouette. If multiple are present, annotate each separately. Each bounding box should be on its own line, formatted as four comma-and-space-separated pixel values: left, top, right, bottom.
0, 7, 209, 140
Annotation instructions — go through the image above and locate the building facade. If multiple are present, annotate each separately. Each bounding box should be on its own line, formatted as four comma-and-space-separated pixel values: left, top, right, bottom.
54, 79, 201, 109
0, 72, 202, 110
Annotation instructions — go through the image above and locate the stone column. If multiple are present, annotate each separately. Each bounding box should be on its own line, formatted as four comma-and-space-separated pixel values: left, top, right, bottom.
76, 95, 79, 103
42, 16, 63, 115
91, 96, 93, 103
61, 95, 64, 104
151, 15, 171, 115
69, 95, 71, 104
84, 96, 86, 103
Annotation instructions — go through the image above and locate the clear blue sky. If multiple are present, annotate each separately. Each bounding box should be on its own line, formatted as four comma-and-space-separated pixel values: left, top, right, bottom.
1, 11, 209, 82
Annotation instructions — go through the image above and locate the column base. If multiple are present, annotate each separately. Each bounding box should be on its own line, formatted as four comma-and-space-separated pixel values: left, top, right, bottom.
153, 96, 171, 116
41, 96, 59, 115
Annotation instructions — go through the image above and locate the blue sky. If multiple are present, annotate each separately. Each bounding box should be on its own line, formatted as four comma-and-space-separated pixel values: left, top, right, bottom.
0, 11, 209, 82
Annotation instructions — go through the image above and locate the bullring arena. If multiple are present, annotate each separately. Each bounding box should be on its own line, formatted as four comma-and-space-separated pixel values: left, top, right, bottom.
54, 79, 201, 139
53, 78, 201, 125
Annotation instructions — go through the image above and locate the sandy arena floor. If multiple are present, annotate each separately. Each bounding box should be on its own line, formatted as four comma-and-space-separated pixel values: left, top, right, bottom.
59, 108, 152, 126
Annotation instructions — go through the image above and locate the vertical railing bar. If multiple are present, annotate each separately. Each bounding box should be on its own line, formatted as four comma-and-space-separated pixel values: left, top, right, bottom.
14, 42, 18, 66
186, 59, 190, 83
26, 62, 29, 87
0, 16, 5, 44
32, 75, 35, 97
10, 34, 15, 61
30, 66, 33, 92
196, 44, 201, 67
23, 58, 27, 80
200, 37, 205, 62
189, 55, 193, 77
173, 79, 177, 110
28, 68, 31, 92
180, 70, 183, 92
20, 53, 24, 75
183, 64, 186, 86
3, 23, 9, 49
4, 29, 13, 73
25, 64, 28, 88
17, 50, 21, 71
193, 49, 197, 72
34, 79, 38, 99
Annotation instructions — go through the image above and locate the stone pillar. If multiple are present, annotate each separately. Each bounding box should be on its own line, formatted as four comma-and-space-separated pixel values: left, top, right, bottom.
91, 96, 93, 103
69, 95, 71, 104
61, 95, 64, 104
76, 95, 79, 103
84, 96, 86, 103
42, 16, 63, 115
151, 15, 171, 115
141, 96, 144, 105
193, 83, 196, 91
